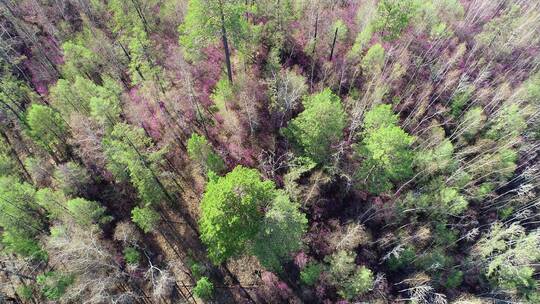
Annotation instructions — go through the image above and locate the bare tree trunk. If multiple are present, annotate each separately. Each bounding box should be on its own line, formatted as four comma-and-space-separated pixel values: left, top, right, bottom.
0, 130, 31, 181
219, 1, 234, 84
310, 10, 319, 88
329, 27, 338, 61
130, 0, 150, 35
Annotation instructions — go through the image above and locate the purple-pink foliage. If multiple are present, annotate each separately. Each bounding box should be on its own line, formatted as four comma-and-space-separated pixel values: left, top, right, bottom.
125, 87, 164, 140
316, 284, 327, 300
294, 252, 309, 269
226, 143, 256, 167
260, 271, 293, 301
340, 2, 359, 31
190, 46, 223, 108
306, 222, 332, 256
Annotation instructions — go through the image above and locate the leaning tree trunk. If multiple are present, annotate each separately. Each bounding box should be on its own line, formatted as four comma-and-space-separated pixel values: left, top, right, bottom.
219, 2, 234, 84
329, 26, 338, 61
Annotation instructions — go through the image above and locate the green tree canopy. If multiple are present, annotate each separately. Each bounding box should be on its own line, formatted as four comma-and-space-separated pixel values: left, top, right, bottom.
61, 41, 102, 81
0, 136, 21, 177
486, 103, 528, 141
53, 162, 91, 196
362, 43, 385, 75
178, 0, 249, 60
0, 65, 36, 124
103, 123, 167, 205
373, 0, 419, 40
131, 206, 160, 233
252, 191, 307, 271
127, 25, 163, 85
178, 0, 250, 83
36, 271, 73, 301
401, 177, 468, 217
66, 198, 111, 227
460, 106, 486, 141
50, 76, 122, 121
325, 250, 374, 300
25, 104, 69, 157
193, 277, 214, 300
0, 176, 47, 259
35, 188, 68, 220
187, 133, 226, 175
355, 104, 415, 194
200, 166, 308, 268
283, 89, 346, 164
50, 77, 95, 116
300, 262, 323, 286
474, 223, 540, 300
108, 0, 158, 36
199, 166, 275, 263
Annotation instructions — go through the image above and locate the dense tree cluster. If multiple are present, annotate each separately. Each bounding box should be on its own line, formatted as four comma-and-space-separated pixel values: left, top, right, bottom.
0, 0, 539, 303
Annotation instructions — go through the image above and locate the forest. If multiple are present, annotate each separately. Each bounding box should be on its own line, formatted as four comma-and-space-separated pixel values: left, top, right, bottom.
0, 0, 539, 303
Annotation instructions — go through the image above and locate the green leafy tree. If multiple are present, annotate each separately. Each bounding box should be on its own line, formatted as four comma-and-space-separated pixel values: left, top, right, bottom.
326, 250, 357, 285
0, 176, 46, 259
199, 166, 275, 263
50, 76, 122, 120
387, 246, 416, 271
89, 96, 121, 127
2, 230, 48, 261
283, 89, 346, 164
467, 147, 517, 186
475, 5, 533, 56
300, 262, 322, 286
25, 104, 69, 158
189, 260, 206, 279
362, 103, 399, 130
486, 103, 527, 141
16, 285, 33, 301
127, 25, 163, 85
252, 191, 307, 271
49, 77, 94, 115
328, 19, 348, 60
178, 0, 249, 83
36, 272, 73, 301
0, 135, 22, 178
66, 198, 111, 227
123, 247, 141, 265
283, 156, 317, 200
104, 123, 167, 205
373, 0, 419, 40
340, 266, 374, 300
348, 24, 375, 60
268, 69, 308, 127
193, 277, 214, 300
131, 206, 160, 233
362, 43, 385, 76
35, 188, 68, 220
355, 104, 414, 194
0, 65, 36, 124
474, 223, 540, 300
88, 77, 123, 126
325, 250, 374, 300
53, 162, 91, 196
460, 106, 486, 141
523, 72, 540, 104
401, 177, 468, 217
187, 133, 226, 174
450, 85, 474, 117
444, 270, 464, 289
108, 0, 157, 36
61, 41, 102, 81
416, 138, 455, 176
